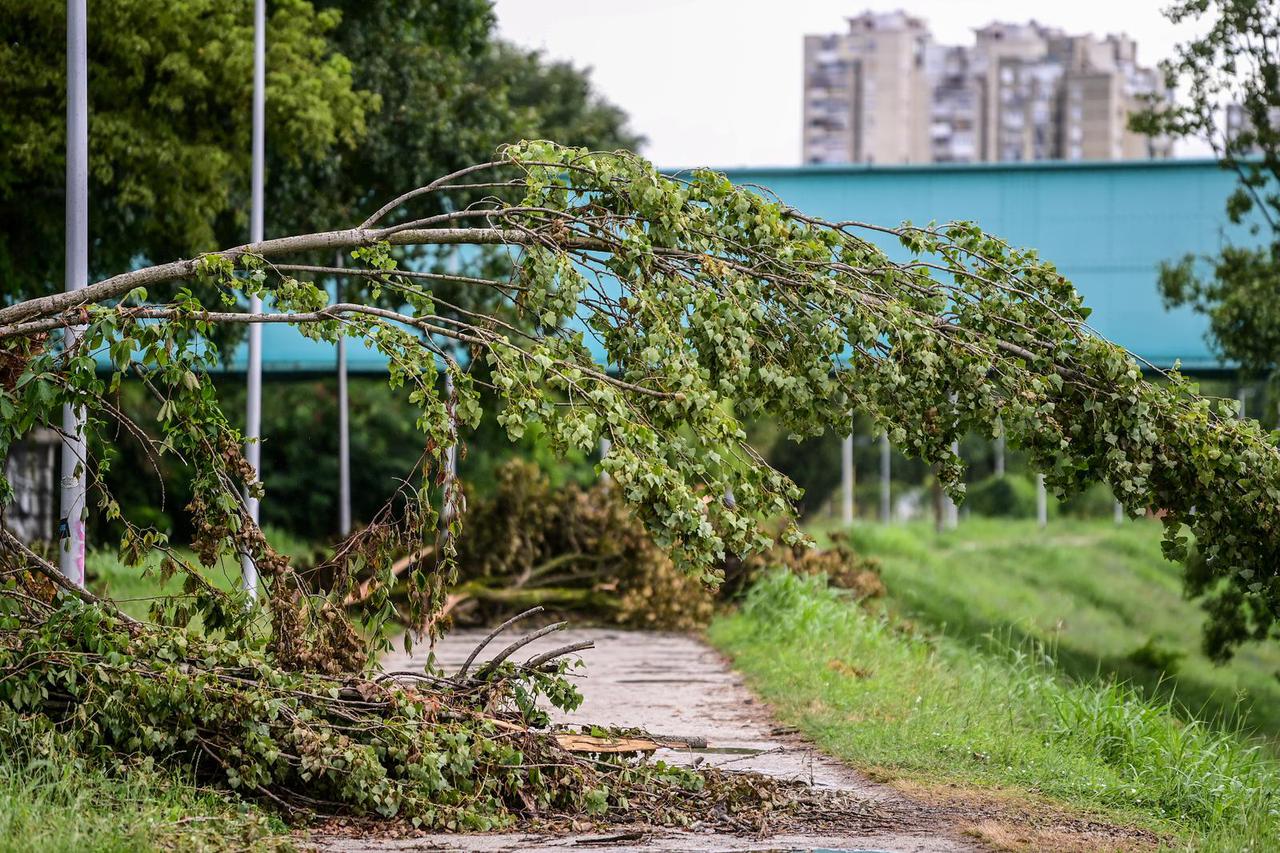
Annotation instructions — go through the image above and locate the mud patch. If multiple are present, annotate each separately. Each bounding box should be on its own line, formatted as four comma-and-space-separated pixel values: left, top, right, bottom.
887, 780, 1163, 852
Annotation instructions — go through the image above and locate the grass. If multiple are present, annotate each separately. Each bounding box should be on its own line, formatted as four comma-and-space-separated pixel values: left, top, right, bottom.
0, 739, 288, 852
709, 558, 1280, 850
822, 518, 1280, 742
36, 516, 1280, 848
86, 526, 320, 622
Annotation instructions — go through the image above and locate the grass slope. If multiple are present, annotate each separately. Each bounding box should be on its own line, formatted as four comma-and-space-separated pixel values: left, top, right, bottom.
827, 518, 1280, 741
709, 537, 1280, 850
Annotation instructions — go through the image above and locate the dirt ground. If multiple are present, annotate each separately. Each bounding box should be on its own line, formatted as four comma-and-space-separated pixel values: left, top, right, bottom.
307, 628, 1157, 853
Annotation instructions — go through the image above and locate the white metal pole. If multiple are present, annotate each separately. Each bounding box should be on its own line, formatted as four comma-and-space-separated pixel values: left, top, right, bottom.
941, 395, 959, 529
1114, 499, 1124, 524
1036, 473, 1047, 528
841, 430, 853, 525
878, 432, 891, 523
598, 436, 612, 484
241, 0, 266, 599
59, 0, 88, 588
335, 252, 351, 537
441, 371, 457, 516
993, 432, 1005, 477
943, 439, 959, 529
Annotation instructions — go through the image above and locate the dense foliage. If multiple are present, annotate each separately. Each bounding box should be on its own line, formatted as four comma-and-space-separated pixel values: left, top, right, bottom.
0, 0, 639, 307
1130, 0, 1280, 372
0, 593, 748, 827
0, 0, 367, 302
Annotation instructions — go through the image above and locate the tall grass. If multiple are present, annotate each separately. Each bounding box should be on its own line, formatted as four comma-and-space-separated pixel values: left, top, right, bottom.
710, 570, 1280, 850
0, 736, 287, 852
87, 525, 321, 622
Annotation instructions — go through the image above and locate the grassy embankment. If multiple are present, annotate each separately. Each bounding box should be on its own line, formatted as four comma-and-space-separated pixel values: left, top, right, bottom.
709, 519, 1280, 851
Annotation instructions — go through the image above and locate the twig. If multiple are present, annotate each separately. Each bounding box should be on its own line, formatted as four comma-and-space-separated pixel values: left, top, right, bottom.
524, 639, 595, 669
473, 621, 569, 679
342, 546, 430, 607
0, 527, 141, 630
455, 606, 544, 679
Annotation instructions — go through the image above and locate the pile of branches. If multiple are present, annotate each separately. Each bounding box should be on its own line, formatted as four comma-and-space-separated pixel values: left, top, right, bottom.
0, 569, 785, 829
448, 460, 716, 631
720, 529, 885, 602
424, 459, 883, 631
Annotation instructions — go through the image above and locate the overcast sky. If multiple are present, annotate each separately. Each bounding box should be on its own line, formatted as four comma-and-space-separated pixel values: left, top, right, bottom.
491, 1, 1208, 167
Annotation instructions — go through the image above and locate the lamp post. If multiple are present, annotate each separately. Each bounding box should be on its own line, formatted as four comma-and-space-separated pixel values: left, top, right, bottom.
841, 428, 854, 525
241, 0, 266, 599
879, 432, 891, 523
59, 0, 89, 588
335, 253, 351, 536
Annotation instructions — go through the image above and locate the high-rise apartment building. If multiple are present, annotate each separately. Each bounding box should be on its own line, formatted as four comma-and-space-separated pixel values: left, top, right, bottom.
802, 12, 1171, 165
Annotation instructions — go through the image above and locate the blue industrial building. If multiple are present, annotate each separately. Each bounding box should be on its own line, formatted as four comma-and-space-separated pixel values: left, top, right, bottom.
223, 158, 1244, 375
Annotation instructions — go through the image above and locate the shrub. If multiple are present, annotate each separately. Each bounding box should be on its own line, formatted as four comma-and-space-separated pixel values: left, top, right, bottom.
965, 474, 1040, 518
1060, 481, 1118, 519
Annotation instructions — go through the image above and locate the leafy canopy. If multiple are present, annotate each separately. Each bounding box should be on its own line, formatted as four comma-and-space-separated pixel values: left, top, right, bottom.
0, 0, 640, 305
0, 0, 368, 301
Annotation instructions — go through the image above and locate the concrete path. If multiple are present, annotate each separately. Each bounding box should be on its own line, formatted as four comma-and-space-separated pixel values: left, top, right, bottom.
310, 628, 978, 853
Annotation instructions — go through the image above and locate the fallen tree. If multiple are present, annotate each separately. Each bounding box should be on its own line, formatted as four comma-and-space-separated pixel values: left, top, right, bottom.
3, 141, 1280, 823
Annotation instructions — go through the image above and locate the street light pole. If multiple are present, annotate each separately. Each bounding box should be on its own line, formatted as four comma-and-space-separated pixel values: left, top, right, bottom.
335, 252, 351, 537
1036, 473, 1048, 528
879, 432, 891, 523
841, 428, 853, 526
241, 0, 266, 599
59, 0, 89, 588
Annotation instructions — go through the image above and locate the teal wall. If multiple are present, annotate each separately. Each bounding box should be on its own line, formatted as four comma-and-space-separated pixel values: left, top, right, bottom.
218, 159, 1244, 374
719, 159, 1244, 372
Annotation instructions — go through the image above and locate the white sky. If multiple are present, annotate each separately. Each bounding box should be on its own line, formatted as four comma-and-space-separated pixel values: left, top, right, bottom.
491, 1, 1210, 167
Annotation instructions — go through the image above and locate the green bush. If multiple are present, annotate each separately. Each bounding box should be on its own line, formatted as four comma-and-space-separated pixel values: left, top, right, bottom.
965, 474, 1040, 518
1060, 481, 1117, 519
765, 430, 844, 517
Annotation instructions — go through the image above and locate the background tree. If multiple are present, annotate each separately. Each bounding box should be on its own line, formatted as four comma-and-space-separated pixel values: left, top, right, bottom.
1131, 1, 1280, 655
0, 0, 641, 301
1, 0, 642, 538
0, 0, 369, 301
1130, 0, 1280, 372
